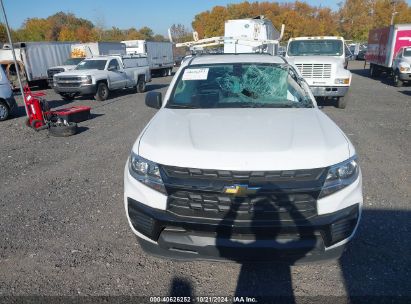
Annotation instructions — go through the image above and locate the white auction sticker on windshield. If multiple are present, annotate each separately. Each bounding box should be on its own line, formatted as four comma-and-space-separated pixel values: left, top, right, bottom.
182, 68, 209, 80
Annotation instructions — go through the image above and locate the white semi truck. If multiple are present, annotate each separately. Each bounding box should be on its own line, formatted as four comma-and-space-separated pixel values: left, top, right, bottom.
122, 40, 174, 77
286, 36, 352, 109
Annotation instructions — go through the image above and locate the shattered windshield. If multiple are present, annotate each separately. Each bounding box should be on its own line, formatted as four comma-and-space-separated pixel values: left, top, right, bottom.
288, 39, 343, 56
167, 63, 313, 109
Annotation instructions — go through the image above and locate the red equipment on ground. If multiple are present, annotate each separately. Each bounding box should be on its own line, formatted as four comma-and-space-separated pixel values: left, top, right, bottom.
23, 85, 48, 129
23, 85, 91, 131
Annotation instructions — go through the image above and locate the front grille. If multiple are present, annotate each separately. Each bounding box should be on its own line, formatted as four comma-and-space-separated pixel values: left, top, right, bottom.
162, 165, 324, 182
161, 166, 326, 222
295, 63, 332, 79
47, 68, 64, 78
56, 82, 81, 88
56, 76, 81, 82
167, 190, 318, 221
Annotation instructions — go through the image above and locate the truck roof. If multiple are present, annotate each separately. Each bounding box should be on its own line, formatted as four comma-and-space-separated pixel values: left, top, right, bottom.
289, 36, 344, 41
186, 54, 286, 66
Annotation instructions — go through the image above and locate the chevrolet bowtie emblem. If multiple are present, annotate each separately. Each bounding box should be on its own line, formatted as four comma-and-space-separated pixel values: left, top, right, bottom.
223, 184, 260, 196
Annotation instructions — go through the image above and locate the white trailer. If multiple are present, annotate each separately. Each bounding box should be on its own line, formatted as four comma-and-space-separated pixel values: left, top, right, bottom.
71, 42, 126, 58
0, 42, 75, 86
122, 40, 174, 76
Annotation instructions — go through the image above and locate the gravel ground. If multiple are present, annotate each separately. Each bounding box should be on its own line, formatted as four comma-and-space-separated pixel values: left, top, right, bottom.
0, 61, 410, 302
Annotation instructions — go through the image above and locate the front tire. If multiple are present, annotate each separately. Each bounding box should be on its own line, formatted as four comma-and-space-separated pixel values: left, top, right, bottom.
0, 101, 10, 121
94, 82, 109, 101
136, 77, 146, 93
336, 96, 347, 109
394, 70, 404, 87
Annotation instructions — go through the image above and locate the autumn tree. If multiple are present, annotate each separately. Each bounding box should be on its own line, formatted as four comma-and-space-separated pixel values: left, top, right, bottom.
338, 0, 374, 41
169, 24, 192, 43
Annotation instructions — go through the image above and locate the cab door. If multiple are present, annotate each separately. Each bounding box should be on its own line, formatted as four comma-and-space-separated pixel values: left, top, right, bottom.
107, 59, 127, 89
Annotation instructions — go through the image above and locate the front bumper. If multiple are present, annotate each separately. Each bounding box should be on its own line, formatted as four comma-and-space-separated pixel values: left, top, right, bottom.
310, 86, 349, 97
399, 72, 411, 81
127, 198, 359, 263
53, 84, 96, 95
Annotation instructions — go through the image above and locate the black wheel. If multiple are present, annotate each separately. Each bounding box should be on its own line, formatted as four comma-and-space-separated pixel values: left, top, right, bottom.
370, 64, 375, 77
60, 93, 76, 101
94, 82, 109, 101
48, 122, 78, 137
136, 77, 146, 93
394, 70, 404, 87
336, 97, 347, 109
162, 69, 168, 77
0, 101, 10, 121
370, 64, 381, 78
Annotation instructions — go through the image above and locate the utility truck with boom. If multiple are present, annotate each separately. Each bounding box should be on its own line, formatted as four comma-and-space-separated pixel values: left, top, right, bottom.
174, 16, 284, 55
286, 36, 352, 109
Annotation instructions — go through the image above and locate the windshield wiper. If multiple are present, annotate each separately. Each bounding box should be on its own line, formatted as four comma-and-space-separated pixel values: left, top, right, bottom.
167, 104, 200, 109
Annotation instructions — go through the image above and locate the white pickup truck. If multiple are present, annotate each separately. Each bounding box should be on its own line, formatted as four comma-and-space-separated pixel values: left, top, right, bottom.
286, 36, 352, 109
124, 54, 363, 263
53, 55, 151, 101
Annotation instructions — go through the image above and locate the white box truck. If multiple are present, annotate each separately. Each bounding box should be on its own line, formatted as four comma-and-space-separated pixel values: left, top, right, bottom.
0, 42, 75, 87
122, 40, 174, 77
366, 24, 411, 87
47, 42, 126, 85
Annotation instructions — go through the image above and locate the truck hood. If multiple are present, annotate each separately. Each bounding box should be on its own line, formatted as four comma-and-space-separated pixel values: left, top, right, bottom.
400, 57, 411, 65
56, 69, 105, 77
50, 65, 78, 71
287, 56, 344, 66
136, 108, 352, 171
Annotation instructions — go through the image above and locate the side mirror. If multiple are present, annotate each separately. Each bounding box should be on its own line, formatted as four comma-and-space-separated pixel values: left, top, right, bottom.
107, 66, 116, 71
145, 91, 162, 109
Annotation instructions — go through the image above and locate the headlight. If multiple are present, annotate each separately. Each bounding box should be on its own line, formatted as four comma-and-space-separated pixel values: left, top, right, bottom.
129, 153, 166, 194
335, 78, 350, 85
319, 156, 359, 198
81, 75, 92, 84
399, 66, 410, 72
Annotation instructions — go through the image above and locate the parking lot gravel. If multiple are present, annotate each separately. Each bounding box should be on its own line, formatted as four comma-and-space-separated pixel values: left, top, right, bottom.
0, 61, 410, 301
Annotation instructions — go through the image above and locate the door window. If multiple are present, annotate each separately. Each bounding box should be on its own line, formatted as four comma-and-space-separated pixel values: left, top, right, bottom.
108, 59, 120, 71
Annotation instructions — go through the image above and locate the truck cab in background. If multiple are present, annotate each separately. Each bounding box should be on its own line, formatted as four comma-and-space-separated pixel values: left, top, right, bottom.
286, 36, 352, 109
392, 46, 411, 87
